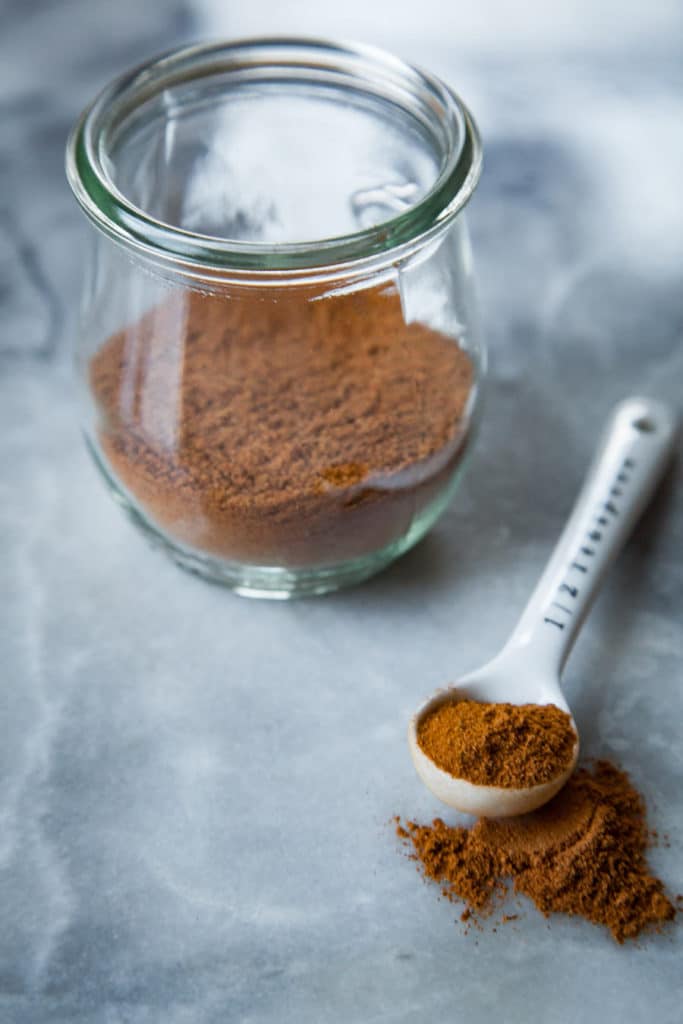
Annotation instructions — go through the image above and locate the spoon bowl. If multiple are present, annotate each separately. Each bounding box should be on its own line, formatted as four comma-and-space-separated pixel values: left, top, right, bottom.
408, 652, 580, 817
409, 397, 676, 818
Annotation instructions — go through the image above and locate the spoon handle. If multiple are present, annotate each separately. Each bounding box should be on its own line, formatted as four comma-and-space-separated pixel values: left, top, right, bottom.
506, 396, 677, 675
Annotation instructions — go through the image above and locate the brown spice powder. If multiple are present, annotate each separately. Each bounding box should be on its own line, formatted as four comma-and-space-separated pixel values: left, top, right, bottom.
90, 284, 473, 566
417, 700, 577, 788
398, 761, 675, 943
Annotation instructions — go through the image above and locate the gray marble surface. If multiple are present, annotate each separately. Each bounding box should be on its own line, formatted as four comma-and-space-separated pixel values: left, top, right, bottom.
1, 2, 682, 1021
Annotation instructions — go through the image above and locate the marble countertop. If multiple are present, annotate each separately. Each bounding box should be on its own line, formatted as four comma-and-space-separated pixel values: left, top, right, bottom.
2, 2, 682, 1021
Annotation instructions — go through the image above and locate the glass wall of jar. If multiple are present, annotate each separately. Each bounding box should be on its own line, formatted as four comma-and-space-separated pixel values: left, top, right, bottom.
66, 39, 484, 597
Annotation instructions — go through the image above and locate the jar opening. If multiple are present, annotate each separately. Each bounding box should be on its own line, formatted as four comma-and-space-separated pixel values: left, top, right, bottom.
67, 38, 481, 276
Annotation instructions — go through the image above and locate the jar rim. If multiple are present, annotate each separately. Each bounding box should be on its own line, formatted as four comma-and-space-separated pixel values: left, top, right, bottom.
65, 37, 482, 279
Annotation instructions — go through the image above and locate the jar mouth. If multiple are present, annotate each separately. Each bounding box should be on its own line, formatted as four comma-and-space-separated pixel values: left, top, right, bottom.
66, 38, 482, 277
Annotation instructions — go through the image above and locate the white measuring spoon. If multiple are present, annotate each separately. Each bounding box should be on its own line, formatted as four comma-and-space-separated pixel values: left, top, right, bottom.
408, 396, 677, 817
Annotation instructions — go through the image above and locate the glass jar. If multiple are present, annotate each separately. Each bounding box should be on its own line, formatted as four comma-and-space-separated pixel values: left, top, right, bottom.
66, 38, 484, 597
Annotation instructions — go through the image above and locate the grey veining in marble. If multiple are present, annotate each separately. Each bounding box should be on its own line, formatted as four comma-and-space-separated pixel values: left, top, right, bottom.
1, 2, 682, 1022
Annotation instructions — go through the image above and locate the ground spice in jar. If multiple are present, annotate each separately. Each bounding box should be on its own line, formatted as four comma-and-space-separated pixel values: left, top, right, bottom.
397, 760, 676, 943
417, 700, 577, 788
90, 284, 473, 565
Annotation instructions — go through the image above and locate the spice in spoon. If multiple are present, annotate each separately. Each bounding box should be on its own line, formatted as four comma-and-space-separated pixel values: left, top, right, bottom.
417, 699, 577, 788
397, 760, 675, 943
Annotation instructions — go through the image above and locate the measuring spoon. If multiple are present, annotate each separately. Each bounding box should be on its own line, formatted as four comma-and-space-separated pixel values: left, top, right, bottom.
408, 396, 677, 817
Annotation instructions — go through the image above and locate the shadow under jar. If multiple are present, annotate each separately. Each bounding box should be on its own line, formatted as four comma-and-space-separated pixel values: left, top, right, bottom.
66, 38, 485, 598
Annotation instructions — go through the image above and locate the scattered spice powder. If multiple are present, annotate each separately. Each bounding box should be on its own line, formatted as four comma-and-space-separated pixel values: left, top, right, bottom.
417, 699, 577, 788
90, 284, 473, 566
397, 760, 676, 943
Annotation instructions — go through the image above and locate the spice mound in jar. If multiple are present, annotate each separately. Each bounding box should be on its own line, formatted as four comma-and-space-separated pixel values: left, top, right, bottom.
396, 760, 676, 943
417, 700, 577, 788
90, 284, 474, 566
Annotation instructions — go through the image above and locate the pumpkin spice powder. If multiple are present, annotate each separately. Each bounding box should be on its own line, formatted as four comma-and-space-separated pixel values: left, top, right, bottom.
397, 759, 676, 943
417, 699, 577, 788
90, 283, 473, 566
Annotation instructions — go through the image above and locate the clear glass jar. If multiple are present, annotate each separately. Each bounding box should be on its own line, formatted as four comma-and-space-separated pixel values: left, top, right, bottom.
66, 39, 484, 597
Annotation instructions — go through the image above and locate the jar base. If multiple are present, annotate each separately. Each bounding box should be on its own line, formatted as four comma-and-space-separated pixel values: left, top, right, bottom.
169, 543, 413, 599
90, 438, 468, 598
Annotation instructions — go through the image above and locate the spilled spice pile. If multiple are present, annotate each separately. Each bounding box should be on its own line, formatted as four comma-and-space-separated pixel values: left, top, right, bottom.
90, 284, 473, 565
417, 700, 577, 788
397, 760, 676, 943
